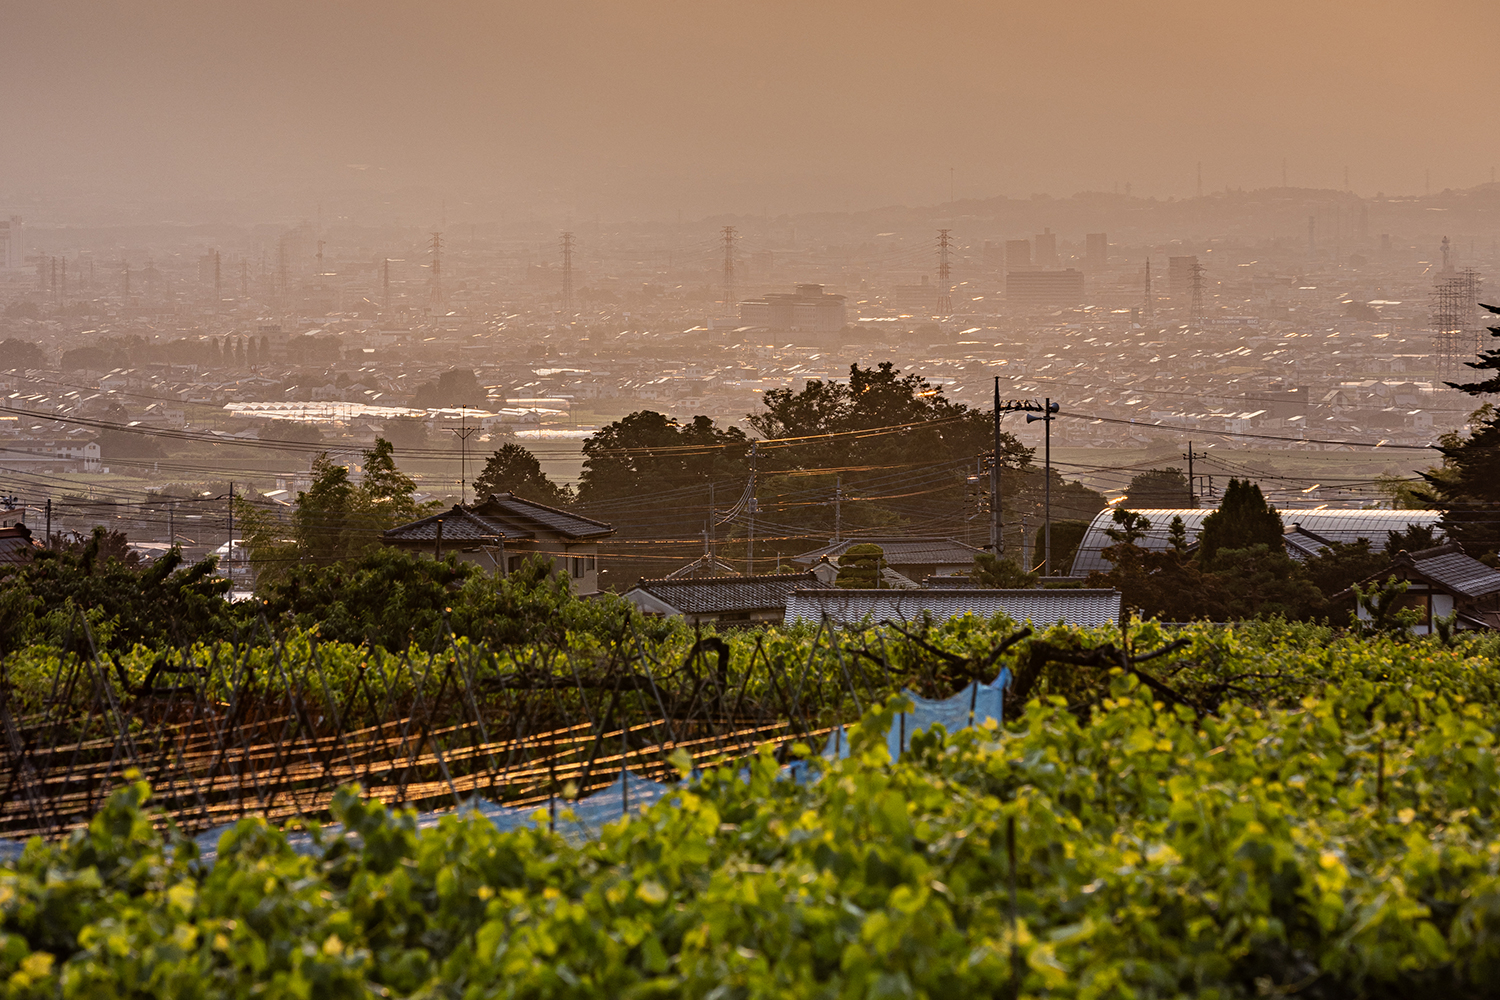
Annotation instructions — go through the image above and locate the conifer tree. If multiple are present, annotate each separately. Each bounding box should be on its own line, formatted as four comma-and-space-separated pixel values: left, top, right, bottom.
1197, 478, 1283, 564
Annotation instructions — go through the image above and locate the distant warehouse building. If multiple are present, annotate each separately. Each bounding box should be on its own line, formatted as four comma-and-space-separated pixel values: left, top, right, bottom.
1006, 268, 1085, 306
739, 283, 847, 331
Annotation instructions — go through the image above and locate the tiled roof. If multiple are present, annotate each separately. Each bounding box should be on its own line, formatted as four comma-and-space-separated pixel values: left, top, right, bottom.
1404, 544, 1500, 598
785, 588, 1122, 629
630, 573, 834, 615
1071, 508, 1444, 576
0, 525, 41, 566
383, 493, 613, 545
792, 536, 983, 568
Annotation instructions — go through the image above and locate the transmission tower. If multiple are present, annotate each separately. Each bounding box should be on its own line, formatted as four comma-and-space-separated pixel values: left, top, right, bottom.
213, 250, 221, 310
720, 226, 737, 317
936, 229, 953, 315
427, 232, 443, 310
1189, 259, 1208, 329
560, 231, 575, 313
1432, 268, 1483, 377
382, 258, 391, 312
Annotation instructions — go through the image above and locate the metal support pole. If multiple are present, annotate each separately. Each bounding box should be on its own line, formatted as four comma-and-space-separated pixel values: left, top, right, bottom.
746, 441, 758, 576
45, 498, 51, 548
834, 475, 841, 543
992, 377, 1002, 556
1044, 398, 1052, 576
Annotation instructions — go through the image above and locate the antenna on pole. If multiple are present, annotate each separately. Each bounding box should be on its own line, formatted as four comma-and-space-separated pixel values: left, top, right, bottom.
561, 231, 575, 313
720, 226, 737, 317
450, 404, 478, 504
936, 229, 953, 315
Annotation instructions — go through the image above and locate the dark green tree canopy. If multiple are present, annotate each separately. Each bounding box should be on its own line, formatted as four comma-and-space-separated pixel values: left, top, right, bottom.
749, 361, 1030, 472
1122, 468, 1193, 509
578, 411, 750, 507
411, 369, 484, 409
0, 339, 46, 370
238, 437, 435, 582
1197, 479, 1283, 564
473, 443, 572, 507
835, 543, 885, 588
1424, 402, 1500, 561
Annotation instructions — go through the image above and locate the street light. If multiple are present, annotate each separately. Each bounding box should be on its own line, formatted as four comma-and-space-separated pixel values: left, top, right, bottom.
1026, 399, 1061, 576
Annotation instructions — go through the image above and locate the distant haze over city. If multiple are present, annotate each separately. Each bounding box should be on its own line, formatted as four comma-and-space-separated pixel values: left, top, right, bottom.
2, 0, 1498, 224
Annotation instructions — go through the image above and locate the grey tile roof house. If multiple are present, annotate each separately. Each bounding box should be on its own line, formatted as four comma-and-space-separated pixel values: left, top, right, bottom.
624, 572, 837, 626
382, 492, 614, 594
785, 588, 1123, 629
1340, 543, 1500, 633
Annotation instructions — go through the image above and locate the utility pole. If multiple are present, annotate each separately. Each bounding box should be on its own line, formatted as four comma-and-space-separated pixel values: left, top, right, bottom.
991, 377, 1002, 556
834, 475, 842, 543
1183, 441, 1204, 507
168, 500, 175, 548
382, 258, 392, 312
214, 250, 222, 310
937, 229, 953, 315
450, 405, 477, 503
721, 226, 737, 318
44, 498, 51, 548
1026, 399, 1061, 575
706, 481, 716, 568
746, 441, 758, 575
560, 232, 575, 313
227, 482, 234, 584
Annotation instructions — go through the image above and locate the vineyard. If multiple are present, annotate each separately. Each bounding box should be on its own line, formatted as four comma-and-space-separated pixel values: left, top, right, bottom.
4, 619, 1500, 996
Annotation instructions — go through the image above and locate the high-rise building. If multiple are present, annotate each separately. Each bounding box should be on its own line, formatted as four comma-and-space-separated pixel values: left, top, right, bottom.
1168, 255, 1198, 297
1006, 269, 1085, 306
1033, 228, 1058, 267
739, 283, 847, 331
1005, 239, 1031, 270
1085, 233, 1108, 273
0, 216, 20, 271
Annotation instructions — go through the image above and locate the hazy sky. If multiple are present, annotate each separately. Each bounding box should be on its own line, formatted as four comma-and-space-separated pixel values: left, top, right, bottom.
3, 0, 1498, 220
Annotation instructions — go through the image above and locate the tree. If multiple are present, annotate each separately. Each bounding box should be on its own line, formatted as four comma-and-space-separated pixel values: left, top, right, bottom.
1444, 302, 1500, 394
411, 369, 484, 409
0, 339, 46, 370
0, 527, 239, 655
1423, 405, 1500, 559
747, 362, 1034, 550
579, 410, 756, 539
381, 416, 428, 450
970, 553, 1038, 588
1197, 479, 1282, 564
836, 544, 885, 588
1386, 522, 1441, 555
238, 438, 435, 583
473, 443, 572, 506
1122, 467, 1193, 508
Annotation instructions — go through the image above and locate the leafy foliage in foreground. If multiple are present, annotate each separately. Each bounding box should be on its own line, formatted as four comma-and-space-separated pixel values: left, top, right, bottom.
7, 658, 1500, 998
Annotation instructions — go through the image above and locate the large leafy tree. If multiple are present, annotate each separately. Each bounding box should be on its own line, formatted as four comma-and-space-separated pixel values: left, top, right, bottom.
238, 437, 435, 582
0, 527, 240, 655
577, 412, 751, 583
473, 443, 572, 507
1122, 468, 1193, 509
1424, 305, 1500, 559
747, 362, 1039, 553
